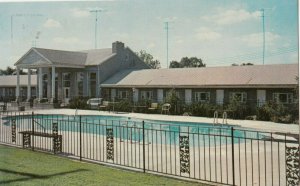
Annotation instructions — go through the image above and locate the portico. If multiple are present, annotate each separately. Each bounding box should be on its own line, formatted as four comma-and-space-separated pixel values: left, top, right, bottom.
14, 48, 86, 103
13, 41, 150, 104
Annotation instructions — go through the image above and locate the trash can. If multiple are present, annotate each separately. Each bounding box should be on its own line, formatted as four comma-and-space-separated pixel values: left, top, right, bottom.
18, 106, 25, 111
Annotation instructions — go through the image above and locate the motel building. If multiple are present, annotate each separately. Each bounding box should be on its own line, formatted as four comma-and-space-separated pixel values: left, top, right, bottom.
3, 41, 298, 109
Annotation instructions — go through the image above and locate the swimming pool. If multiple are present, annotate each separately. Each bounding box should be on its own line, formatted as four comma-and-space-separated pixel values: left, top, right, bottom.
2, 114, 265, 146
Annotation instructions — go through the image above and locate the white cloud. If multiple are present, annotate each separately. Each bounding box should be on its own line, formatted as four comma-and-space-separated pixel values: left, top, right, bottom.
53, 37, 80, 44
147, 42, 156, 48
239, 32, 280, 47
195, 27, 221, 41
202, 9, 260, 25
70, 8, 90, 18
43, 19, 61, 28
176, 39, 184, 44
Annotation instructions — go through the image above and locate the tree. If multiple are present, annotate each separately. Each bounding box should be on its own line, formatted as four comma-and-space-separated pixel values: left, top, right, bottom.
169, 57, 205, 68
0, 66, 15, 75
136, 50, 161, 69
232, 63, 254, 66
241, 63, 254, 66
169, 61, 181, 68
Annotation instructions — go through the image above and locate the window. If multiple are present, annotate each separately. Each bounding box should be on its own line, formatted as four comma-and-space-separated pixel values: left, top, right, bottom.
141, 91, 153, 100
273, 93, 293, 104
118, 90, 129, 99
62, 73, 71, 87
194, 92, 210, 102
229, 92, 247, 102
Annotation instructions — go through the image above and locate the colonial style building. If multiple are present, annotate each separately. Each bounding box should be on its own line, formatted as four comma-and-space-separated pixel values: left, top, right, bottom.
14, 41, 149, 103
10, 41, 298, 108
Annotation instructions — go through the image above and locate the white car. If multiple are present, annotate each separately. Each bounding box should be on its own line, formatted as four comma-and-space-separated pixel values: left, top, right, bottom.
87, 98, 102, 109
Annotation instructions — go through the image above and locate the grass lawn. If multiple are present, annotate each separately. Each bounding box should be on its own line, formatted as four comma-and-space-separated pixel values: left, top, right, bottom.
0, 145, 209, 186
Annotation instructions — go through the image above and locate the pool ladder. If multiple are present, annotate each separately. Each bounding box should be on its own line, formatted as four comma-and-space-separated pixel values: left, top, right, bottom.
213, 111, 228, 125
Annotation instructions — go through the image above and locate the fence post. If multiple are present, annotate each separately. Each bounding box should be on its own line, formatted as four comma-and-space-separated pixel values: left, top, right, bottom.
142, 120, 146, 173
31, 111, 34, 151
79, 115, 82, 161
231, 127, 235, 186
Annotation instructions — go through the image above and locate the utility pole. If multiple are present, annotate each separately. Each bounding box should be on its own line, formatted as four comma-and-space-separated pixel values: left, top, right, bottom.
11, 16, 13, 44
260, 8, 265, 65
90, 9, 103, 49
32, 31, 41, 47
164, 21, 169, 68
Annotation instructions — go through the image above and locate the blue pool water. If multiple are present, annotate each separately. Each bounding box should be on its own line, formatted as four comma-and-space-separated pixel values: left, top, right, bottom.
3, 114, 265, 146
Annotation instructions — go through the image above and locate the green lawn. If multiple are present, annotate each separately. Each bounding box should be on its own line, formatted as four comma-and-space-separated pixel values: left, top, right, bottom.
0, 145, 208, 186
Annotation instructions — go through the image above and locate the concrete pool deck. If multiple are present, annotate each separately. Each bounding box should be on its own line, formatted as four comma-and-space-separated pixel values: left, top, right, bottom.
31, 108, 299, 135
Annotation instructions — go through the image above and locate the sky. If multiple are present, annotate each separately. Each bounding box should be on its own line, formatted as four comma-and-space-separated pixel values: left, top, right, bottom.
0, 0, 298, 68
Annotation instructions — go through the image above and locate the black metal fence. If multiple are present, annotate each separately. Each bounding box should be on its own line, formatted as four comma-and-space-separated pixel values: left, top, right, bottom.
0, 111, 299, 186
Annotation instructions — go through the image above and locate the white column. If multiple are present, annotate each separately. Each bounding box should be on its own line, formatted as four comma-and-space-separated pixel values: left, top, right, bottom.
111, 89, 116, 100
157, 89, 164, 103
216, 90, 224, 105
51, 66, 55, 102
38, 67, 43, 100
27, 69, 31, 101
257, 90, 266, 107
133, 88, 139, 102
16, 67, 20, 101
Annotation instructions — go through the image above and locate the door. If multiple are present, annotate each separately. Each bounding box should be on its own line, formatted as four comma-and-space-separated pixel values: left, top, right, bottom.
63, 87, 70, 104
257, 90, 266, 107
216, 90, 224, 105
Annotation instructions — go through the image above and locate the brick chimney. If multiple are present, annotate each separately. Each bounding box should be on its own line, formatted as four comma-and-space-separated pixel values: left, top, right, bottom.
112, 41, 124, 53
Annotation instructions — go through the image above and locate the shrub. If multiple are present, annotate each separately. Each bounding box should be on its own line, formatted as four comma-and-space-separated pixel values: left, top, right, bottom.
185, 102, 215, 117
165, 89, 180, 114
69, 97, 89, 109
256, 101, 297, 123
114, 99, 132, 112
226, 96, 248, 119
53, 98, 61, 108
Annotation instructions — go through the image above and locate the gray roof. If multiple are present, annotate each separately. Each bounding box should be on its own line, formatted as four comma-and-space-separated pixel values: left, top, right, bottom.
0, 75, 37, 87
16, 48, 115, 67
34, 48, 87, 66
101, 64, 299, 88
83, 48, 116, 65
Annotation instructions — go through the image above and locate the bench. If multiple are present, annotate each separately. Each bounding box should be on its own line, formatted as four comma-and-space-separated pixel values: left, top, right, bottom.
19, 131, 62, 154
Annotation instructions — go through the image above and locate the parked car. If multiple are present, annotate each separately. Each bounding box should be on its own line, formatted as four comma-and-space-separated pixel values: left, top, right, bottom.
87, 98, 102, 109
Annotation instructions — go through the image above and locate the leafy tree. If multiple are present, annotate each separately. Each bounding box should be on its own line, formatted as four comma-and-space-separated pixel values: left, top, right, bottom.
136, 50, 161, 69
232, 63, 254, 66
0, 66, 14, 75
169, 57, 205, 68
169, 61, 181, 68
0, 66, 27, 75
241, 63, 254, 66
